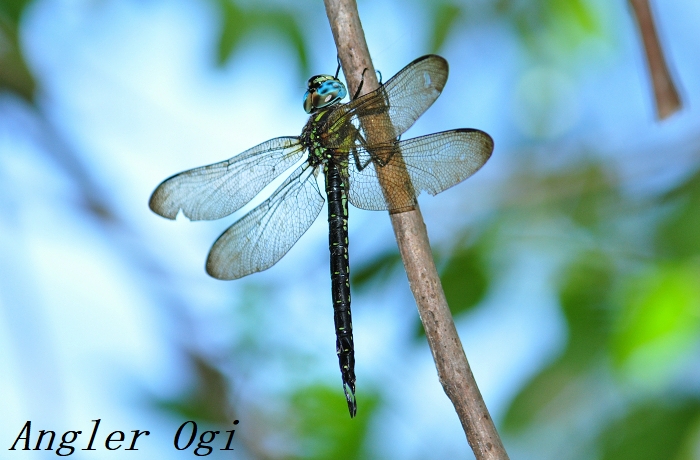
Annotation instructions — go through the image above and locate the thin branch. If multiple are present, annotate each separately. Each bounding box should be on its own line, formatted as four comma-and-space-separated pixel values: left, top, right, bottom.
322, 0, 509, 458
629, 0, 681, 119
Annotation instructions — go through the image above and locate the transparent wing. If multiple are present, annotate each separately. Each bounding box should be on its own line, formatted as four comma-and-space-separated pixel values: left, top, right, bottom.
206, 163, 324, 280
321, 55, 449, 148
346, 129, 494, 212
149, 137, 304, 221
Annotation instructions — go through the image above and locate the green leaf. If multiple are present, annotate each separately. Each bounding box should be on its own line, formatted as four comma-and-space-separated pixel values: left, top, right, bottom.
352, 250, 402, 290
557, 250, 615, 364
0, 0, 33, 24
599, 401, 700, 460
412, 243, 489, 340
287, 384, 379, 460
214, 0, 246, 67
511, 0, 606, 59
211, 0, 310, 78
611, 262, 700, 383
428, 3, 463, 53
440, 246, 489, 315
264, 11, 309, 78
502, 356, 609, 434
549, 0, 600, 43
0, 1, 36, 102
656, 167, 700, 259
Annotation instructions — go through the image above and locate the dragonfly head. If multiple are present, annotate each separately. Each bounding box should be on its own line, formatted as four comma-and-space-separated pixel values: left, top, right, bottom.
303, 75, 347, 113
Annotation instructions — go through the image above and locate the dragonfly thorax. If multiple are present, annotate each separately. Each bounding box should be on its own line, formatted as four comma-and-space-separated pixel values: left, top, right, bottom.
303, 74, 347, 114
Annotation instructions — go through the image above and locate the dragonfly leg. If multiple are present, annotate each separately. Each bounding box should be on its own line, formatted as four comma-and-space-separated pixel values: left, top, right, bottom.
350, 143, 380, 172
352, 69, 368, 100
352, 67, 385, 100
345, 123, 395, 172
334, 55, 341, 79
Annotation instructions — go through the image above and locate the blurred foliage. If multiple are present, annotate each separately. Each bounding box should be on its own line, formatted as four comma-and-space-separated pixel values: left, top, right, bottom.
655, 167, 700, 258
503, 250, 615, 432
598, 400, 700, 460
210, 0, 309, 78
0, 0, 612, 108
354, 238, 490, 340
352, 250, 403, 290
285, 384, 379, 460
0, 0, 36, 101
612, 262, 700, 382
154, 352, 379, 459
510, 0, 603, 55
153, 353, 234, 425
413, 239, 490, 338
558, 251, 614, 366
439, 242, 489, 316
428, 1, 463, 54
496, 156, 700, 456
424, 0, 608, 62
540, 161, 620, 230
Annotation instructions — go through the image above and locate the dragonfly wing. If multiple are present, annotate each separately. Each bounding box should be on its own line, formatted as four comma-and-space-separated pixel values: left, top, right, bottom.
322, 55, 449, 147
149, 137, 304, 221
206, 163, 324, 280
346, 129, 494, 212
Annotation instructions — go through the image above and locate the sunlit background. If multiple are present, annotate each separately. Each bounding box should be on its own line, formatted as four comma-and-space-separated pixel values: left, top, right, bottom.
1, 0, 700, 458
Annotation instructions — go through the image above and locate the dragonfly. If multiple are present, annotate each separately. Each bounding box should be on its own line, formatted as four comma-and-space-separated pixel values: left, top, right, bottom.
149, 54, 494, 417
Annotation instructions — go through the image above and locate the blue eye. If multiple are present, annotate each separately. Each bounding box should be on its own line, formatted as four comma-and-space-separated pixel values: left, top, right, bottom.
318, 81, 340, 95
302, 79, 347, 113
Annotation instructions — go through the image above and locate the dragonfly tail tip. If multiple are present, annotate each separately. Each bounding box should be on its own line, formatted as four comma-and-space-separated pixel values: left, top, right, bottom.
343, 382, 357, 418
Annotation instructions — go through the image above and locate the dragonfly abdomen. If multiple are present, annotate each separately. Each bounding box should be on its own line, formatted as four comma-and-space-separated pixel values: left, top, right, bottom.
324, 160, 357, 417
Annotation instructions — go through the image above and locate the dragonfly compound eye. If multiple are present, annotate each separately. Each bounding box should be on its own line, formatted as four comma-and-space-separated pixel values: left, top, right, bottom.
303, 75, 347, 113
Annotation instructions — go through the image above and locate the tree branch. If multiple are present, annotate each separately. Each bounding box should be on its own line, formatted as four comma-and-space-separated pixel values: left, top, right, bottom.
322, 0, 509, 458
629, 0, 681, 119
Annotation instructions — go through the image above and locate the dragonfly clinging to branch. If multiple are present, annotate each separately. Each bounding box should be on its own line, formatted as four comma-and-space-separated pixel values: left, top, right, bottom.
149, 54, 494, 417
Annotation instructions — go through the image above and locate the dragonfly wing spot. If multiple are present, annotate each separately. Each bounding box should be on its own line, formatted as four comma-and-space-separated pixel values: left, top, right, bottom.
423, 71, 432, 87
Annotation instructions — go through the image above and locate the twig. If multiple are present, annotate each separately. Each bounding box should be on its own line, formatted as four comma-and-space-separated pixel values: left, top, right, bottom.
629, 0, 681, 119
322, 0, 509, 458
